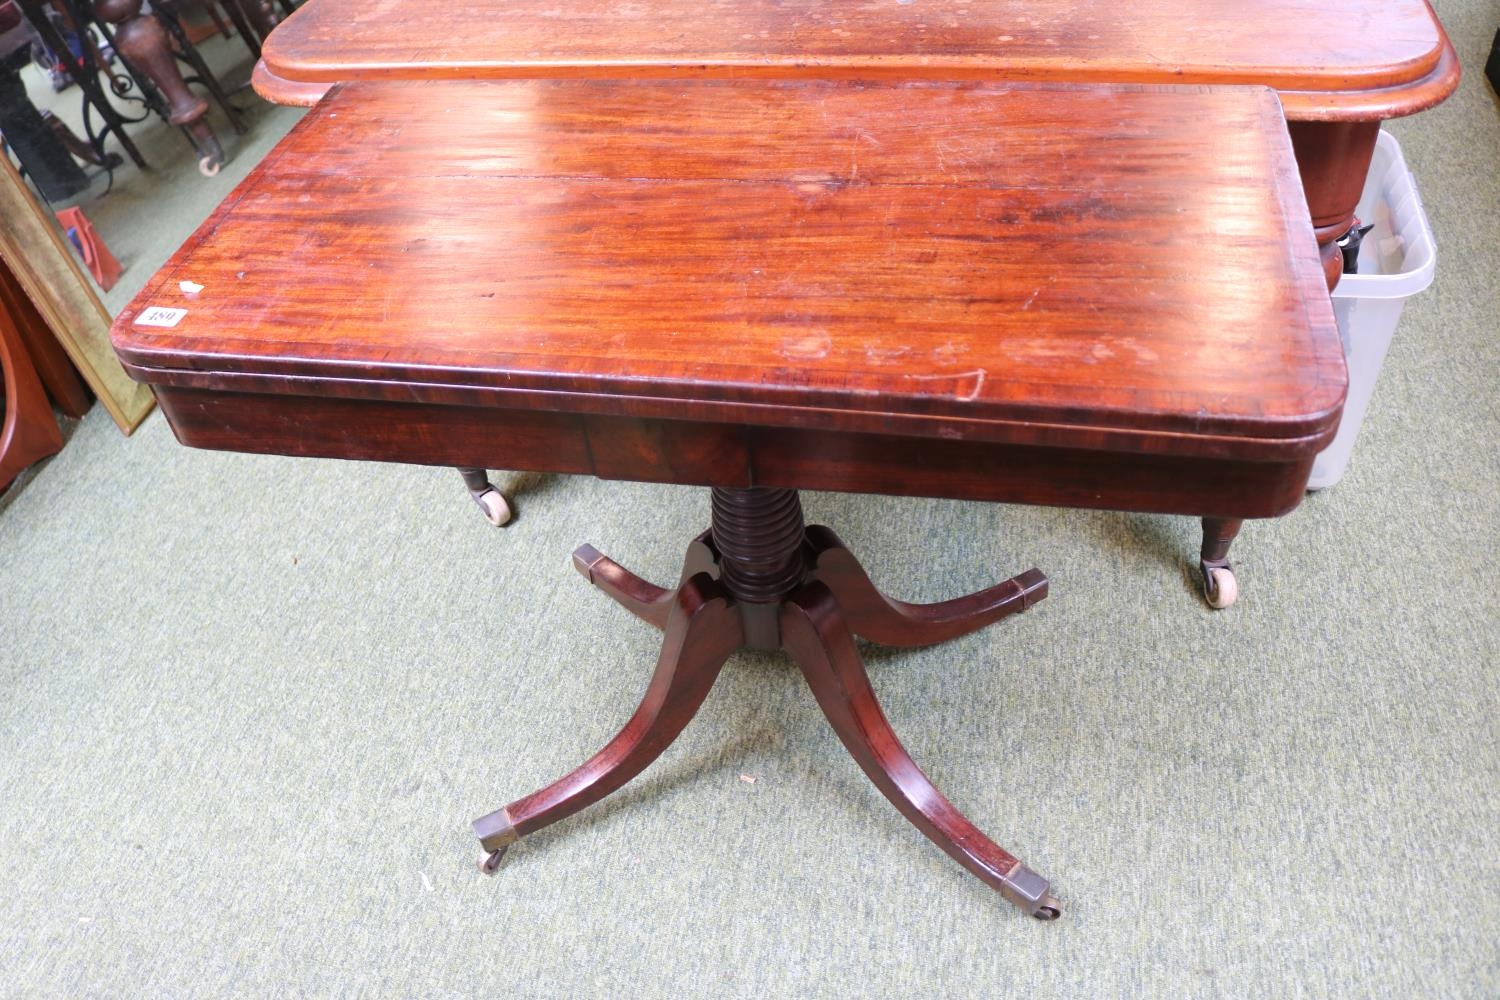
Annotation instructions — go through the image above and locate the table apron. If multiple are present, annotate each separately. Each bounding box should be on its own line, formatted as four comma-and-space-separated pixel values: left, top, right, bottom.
151, 385, 1315, 520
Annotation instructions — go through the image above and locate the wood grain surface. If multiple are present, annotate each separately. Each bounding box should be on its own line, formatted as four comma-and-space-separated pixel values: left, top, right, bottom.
250, 57, 333, 107
261, 0, 1457, 121
113, 79, 1343, 460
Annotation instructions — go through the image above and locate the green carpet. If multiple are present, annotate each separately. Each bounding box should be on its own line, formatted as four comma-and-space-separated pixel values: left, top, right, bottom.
1, 4, 1496, 996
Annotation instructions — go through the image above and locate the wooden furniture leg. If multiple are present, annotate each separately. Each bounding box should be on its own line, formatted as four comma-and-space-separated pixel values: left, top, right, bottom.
154, 1, 250, 137
475, 487, 1058, 919
572, 531, 720, 630
806, 525, 1047, 647
93, 0, 226, 175
1200, 517, 1244, 609
781, 584, 1058, 919
1289, 120, 1383, 292
472, 572, 745, 867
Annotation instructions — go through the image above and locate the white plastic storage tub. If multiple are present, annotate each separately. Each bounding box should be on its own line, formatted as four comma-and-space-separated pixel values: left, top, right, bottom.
1309, 130, 1437, 489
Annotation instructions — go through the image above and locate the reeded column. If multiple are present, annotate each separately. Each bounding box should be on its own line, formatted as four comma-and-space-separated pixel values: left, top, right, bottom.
710, 487, 808, 647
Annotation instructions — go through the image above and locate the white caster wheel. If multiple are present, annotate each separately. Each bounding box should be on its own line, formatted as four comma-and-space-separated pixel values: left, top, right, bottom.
198, 154, 222, 177
1204, 566, 1238, 609
474, 488, 511, 527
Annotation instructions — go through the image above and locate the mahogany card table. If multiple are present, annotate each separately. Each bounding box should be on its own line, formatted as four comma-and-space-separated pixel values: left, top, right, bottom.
112, 78, 1343, 919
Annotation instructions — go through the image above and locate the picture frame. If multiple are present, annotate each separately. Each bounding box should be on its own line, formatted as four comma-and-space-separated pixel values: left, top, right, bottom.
0, 152, 153, 433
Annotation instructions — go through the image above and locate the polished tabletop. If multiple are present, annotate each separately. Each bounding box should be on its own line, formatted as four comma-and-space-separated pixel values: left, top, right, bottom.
114, 79, 1342, 463
261, 0, 1457, 120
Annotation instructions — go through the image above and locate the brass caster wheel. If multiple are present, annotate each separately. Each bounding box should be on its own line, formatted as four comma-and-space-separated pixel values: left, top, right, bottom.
1032, 896, 1063, 921
472, 487, 512, 526
478, 846, 508, 875
1204, 566, 1239, 609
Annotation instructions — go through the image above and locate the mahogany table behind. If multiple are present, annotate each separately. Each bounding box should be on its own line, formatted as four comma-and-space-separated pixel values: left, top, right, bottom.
257, 0, 1459, 288
112, 78, 1345, 919
248, 0, 1458, 598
